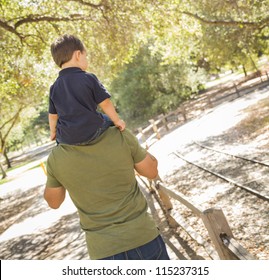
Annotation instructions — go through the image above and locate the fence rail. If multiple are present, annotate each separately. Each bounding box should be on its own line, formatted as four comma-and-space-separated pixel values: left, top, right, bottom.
134, 73, 267, 259
136, 71, 269, 146
151, 180, 256, 260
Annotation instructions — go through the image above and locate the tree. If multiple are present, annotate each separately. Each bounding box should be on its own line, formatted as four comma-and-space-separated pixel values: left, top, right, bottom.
2, 0, 269, 74
0, 0, 155, 75
110, 45, 206, 127
187, 0, 269, 72
144, 0, 269, 74
0, 44, 50, 176
0, 0, 154, 176
1, 0, 269, 178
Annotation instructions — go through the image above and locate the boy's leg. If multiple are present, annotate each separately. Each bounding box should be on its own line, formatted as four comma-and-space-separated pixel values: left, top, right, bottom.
101, 113, 114, 129
92, 114, 114, 139
76, 114, 114, 145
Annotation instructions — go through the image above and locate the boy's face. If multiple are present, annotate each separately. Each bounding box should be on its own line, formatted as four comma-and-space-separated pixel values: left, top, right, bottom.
78, 50, 88, 71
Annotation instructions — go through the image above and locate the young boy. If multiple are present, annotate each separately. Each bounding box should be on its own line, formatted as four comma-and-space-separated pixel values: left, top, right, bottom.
49, 34, 125, 145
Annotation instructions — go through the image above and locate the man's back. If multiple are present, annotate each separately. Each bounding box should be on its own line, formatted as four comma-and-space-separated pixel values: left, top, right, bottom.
46, 127, 159, 259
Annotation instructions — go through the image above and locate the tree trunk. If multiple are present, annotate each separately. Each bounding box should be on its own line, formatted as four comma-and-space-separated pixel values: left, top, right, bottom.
242, 65, 247, 77
249, 55, 259, 73
3, 148, 11, 169
0, 161, 7, 179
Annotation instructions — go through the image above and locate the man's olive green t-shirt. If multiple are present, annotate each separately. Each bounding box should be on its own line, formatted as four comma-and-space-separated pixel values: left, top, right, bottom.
46, 127, 159, 259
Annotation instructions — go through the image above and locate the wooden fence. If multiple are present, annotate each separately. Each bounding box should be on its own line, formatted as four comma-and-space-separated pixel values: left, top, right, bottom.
137, 176, 256, 260
157, 181, 257, 260
136, 70, 269, 147
134, 73, 268, 259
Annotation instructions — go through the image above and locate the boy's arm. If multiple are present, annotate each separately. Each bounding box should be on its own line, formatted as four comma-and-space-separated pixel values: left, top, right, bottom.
98, 98, 126, 131
49, 113, 58, 140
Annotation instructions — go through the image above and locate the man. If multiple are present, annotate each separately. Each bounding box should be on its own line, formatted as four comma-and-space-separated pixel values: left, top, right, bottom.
44, 127, 170, 260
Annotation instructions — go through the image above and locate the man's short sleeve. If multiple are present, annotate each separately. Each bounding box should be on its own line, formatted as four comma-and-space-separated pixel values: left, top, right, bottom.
122, 129, 147, 163
46, 154, 62, 188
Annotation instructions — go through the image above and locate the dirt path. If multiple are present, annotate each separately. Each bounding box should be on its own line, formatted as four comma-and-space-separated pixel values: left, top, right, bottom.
1, 83, 269, 260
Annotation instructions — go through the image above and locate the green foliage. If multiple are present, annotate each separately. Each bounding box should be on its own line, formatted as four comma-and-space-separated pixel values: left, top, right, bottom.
110, 45, 207, 127
146, 0, 269, 74
1, 0, 269, 160
0, 0, 154, 77
193, 0, 269, 72
23, 104, 50, 143
0, 45, 52, 156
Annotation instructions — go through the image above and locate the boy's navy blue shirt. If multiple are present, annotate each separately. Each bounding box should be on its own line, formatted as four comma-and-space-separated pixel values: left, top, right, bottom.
49, 67, 111, 144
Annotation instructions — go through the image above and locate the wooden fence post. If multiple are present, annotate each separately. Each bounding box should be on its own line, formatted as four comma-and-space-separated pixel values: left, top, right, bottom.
155, 180, 173, 211
150, 183, 257, 260
259, 71, 263, 83
233, 83, 240, 97
206, 95, 213, 108
180, 105, 187, 122
149, 119, 161, 140
138, 127, 147, 144
220, 234, 256, 260
201, 208, 237, 260
161, 114, 169, 131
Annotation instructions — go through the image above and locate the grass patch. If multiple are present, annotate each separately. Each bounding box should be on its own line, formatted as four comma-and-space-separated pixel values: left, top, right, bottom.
0, 161, 47, 186
29, 163, 46, 171
0, 177, 10, 185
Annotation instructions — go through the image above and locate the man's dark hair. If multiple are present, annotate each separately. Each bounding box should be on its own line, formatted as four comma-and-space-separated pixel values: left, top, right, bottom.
51, 34, 85, 67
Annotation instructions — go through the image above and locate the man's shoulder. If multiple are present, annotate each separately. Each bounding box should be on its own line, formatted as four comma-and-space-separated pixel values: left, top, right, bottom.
121, 129, 137, 141
93, 127, 137, 146
105, 127, 136, 141
121, 129, 142, 151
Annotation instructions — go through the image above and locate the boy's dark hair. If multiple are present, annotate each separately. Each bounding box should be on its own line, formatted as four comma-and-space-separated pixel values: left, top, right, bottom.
51, 34, 85, 67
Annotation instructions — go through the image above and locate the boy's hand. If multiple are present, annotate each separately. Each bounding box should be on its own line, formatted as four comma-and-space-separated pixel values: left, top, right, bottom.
50, 132, 56, 141
115, 119, 126, 131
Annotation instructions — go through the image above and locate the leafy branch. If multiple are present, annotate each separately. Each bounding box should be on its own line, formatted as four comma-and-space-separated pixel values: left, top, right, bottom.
0, 14, 95, 41
182, 11, 269, 30
0, 0, 109, 41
